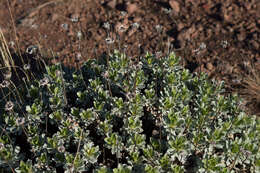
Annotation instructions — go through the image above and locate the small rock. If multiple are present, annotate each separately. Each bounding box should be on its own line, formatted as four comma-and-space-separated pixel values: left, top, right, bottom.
115, 22, 129, 33
51, 13, 59, 21
225, 63, 234, 74
206, 62, 214, 70
152, 130, 159, 136
224, 13, 231, 22
133, 17, 142, 23
128, 29, 136, 37
251, 40, 259, 50
126, 2, 138, 14
237, 31, 246, 41
169, 0, 180, 13
70, 13, 80, 22
107, 0, 117, 9
177, 23, 184, 30
20, 18, 35, 27
247, 22, 255, 30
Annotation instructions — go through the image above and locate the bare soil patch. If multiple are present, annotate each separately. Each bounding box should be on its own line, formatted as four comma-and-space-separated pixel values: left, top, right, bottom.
0, 0, 259, 115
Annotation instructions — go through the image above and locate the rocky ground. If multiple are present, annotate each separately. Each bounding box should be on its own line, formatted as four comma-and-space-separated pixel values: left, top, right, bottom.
0, 0, 259, 115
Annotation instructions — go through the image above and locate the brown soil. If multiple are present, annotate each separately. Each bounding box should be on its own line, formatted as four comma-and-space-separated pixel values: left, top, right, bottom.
0, 0, 259, 115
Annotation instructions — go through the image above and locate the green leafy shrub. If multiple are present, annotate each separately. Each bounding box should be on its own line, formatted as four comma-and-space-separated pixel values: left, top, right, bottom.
0, 51, 259, 172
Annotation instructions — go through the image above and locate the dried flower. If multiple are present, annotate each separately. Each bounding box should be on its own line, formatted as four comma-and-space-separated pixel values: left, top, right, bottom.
105, 37, 114, 44
39, 77, 49, 86
77, 31, 83, 40
102, 71, 109, 78
5, 101, 14, 111
26, 45, 38, 55
16, 117, 25, 126
220, 40, 228, 48
58, 145, 66, 152
132, 22, 140, 29
156, 51, 162, 57
199, 42, 206, 50
103, 22, 110, 30
0, 143, 4, 150
55, 70, 62, 77
123, 44, 128, 50
71, 17, 79, 23
155, 25, 163, 33
76, 53, 82, 61
0, 80, 10, 88
162, 8, 172, 14
118, 24, 127, 33
193, 42, 207, 54
23, 64, 31, 70
120, 11, 127, 17
61, 23, 69, 30
9, 41, 15, 47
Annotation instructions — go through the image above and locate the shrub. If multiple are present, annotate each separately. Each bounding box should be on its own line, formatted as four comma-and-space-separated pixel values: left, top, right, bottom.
0, 51, 259, 172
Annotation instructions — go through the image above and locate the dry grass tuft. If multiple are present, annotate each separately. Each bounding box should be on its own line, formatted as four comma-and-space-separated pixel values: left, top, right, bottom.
0, 28, 15, 75
240, 61, 260, 116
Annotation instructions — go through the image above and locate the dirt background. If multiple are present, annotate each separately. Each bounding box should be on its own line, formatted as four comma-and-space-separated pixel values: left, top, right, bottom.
0, 0, 259, 115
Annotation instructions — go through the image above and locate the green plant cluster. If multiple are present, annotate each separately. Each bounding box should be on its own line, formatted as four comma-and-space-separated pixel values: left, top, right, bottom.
0, 51, 259, 172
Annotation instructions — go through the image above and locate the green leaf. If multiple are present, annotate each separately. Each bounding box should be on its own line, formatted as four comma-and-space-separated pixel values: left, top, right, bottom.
50, 110, 62, 121
130, 150, 141, 163
17, 160, 34, 173
113, 164, 132, 173
80, 109, 94, 121
71, 107, 80, 117
65, 153, 74, 164
96, 166, 110, 173
26, 103, 41, 115
145, 164, 160, 173
231, 142, 240, 154
168, 136, 186, 152
160, 154, 170, 170
115, 97, 124, 109
150, 137, 160, 151
212, 128, 223, 141
105, 133, 123, 155
83, 142, 100, 164
143, 145, 154, 159
132, 133, 145, 147
99, 119, 113, 134
171, 165, 184, 173
168, 52, 179, 67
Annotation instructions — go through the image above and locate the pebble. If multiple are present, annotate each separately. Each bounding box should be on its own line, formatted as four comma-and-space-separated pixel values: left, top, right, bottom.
206, 62, 214, 70
169, 0, 180, 14
126, 2, 138, 14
